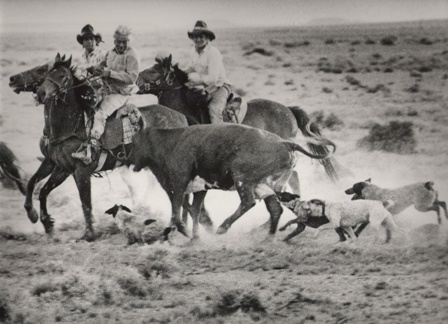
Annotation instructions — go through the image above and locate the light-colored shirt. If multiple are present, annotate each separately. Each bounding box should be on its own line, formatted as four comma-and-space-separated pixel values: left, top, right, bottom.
188, 43, 230, 92
74, 47, 106, 79
103, 47, 140, 95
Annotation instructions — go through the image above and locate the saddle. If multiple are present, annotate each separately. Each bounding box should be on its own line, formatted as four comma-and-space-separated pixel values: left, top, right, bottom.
223, 94, 248, 124
185, 87, 247, 124
85, 104, 143, 150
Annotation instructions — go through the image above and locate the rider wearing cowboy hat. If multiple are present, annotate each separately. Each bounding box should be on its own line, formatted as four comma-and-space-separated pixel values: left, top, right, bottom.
75, 24, 106, 79
72, 25, 140, 165
183, 20, 232, 124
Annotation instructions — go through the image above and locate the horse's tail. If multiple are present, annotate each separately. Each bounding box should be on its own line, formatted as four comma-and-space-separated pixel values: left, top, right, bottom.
288, 106, 340, 182
0, 141, 27, 195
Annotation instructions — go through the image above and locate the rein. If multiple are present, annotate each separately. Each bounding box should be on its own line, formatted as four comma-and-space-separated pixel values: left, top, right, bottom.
140, 68, 182, 93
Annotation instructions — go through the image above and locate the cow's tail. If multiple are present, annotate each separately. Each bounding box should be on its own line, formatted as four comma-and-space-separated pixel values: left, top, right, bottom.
288, 106, 341, 182
0, 141, 27, 195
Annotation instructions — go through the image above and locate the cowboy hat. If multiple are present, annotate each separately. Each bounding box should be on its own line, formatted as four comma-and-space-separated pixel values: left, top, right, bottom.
77, 24, 103, 45
188, 20, 215, 41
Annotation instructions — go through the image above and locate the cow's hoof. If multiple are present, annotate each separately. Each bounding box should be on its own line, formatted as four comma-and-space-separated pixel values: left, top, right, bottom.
176, 223, 190, 238
80, 230, 96, 242
216, 226, 228, 235
26, 208, 39, 224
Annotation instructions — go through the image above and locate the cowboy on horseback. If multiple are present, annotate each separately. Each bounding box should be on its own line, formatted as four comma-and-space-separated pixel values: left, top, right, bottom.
182, 20, 232, 124
74, 24, 106, 108
72, 25, 140, 165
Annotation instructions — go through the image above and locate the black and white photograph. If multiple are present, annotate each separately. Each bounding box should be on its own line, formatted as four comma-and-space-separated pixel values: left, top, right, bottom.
1, 0, 448, 322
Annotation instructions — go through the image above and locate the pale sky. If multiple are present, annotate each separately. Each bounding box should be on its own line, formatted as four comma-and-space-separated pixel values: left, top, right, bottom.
1, 0, 447, 33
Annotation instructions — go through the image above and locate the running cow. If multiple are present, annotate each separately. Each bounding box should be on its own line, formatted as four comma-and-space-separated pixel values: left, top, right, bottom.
130, 123, 336, 240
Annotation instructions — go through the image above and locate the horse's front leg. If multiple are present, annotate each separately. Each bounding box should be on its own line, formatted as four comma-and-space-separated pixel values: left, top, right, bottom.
73, 166, 95, 241
24, 158, 55, 224
38, 166, 70, 235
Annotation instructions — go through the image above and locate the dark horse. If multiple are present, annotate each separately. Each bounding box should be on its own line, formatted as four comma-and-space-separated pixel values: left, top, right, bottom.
137, 55, 340, 190
30, 53, 191, 240
0, 141, 27, 195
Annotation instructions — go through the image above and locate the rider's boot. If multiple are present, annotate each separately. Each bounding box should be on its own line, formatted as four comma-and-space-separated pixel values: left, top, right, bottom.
71, 138, 101, 165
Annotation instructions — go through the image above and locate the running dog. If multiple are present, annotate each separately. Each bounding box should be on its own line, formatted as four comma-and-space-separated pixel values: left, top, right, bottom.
293, 199, 406, 243
276, 192, 349, 242
345, 178, 447, 225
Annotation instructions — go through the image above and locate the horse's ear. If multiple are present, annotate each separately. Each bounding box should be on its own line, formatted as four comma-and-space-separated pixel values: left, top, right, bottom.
66, 55, 72, 67
55, 53, 61, 63
167, 54, 172, 65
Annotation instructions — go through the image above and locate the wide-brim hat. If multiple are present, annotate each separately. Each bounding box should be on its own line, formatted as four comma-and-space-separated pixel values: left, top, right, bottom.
77, 24, 103, 45
188, 20, 215, 41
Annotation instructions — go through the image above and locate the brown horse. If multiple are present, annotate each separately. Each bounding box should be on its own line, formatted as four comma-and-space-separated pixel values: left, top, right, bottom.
30, 53, 192, 240
137, 54, 340, 189
9, 59, 216, 237
9, 61, 52, 94
0, 141, 27, 195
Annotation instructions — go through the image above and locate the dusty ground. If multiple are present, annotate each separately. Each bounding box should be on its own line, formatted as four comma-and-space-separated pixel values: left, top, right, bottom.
1, 20, 448, 323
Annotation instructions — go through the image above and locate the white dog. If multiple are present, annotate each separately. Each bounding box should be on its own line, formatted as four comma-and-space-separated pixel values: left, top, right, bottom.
298, 199, 406, 243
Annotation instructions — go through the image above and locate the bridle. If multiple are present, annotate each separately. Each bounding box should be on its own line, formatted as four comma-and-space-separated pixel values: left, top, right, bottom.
139, 64, 182, 94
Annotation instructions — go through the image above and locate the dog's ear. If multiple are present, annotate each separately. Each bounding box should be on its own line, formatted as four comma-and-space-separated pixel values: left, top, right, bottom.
121, 205, 132, 213
105, 204, 119, 217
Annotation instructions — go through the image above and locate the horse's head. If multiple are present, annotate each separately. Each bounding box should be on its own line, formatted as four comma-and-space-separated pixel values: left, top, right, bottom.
9, 62, 52, 94
36, 53, 74, 105
136, 54, 184, 94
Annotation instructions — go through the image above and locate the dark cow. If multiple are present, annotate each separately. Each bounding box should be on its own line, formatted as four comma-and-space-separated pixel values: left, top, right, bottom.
130, 123, 335, 240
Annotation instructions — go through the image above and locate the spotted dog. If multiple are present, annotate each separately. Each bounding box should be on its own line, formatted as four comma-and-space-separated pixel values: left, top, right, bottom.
297, 199, 406, 243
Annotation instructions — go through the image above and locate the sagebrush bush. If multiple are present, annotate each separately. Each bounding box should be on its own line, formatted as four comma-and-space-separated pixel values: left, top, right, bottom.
0, 294, 11, 323
381, 35, 397, 46
357, 121, 417, 154
212, 289, 266, 316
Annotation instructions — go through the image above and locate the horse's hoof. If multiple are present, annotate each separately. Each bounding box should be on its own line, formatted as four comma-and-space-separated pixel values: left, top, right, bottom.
45, 225, 54, 236
216, 226, 228, 235
27, 209, 39, 224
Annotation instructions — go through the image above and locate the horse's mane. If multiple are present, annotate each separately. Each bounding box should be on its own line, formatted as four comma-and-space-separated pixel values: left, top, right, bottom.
172, 64, 189, 85
52, 59, 82, 85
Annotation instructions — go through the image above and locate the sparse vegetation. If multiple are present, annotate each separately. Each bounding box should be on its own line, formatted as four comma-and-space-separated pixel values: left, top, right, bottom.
357, 121, 417, 154
381, 35, 397, 46
1, 19, 447, 324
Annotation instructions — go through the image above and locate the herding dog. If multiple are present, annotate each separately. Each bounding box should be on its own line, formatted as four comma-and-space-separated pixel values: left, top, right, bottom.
276, 192, 348, 242
289, 199, 406, 243
345, 178, 448, 225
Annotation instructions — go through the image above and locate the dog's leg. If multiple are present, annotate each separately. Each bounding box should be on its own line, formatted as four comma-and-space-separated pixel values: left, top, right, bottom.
435, 200, 448, 221
335, 227, 347, 242
354, 222, 369, 237
344, 226, 357, 241
283, 223, 306, 242
279, 219, 298, 231
313, 223, 334, 238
